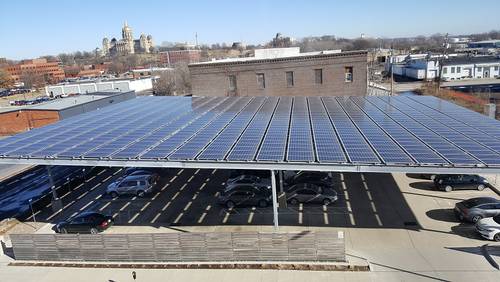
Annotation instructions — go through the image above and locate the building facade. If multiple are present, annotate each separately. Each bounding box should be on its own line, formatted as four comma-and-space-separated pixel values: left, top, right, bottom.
101, 22, 154, 56
188, 49, 368, 97
3, 58, 65, 85
441, 56, 500, 81
159, 50, 202, 66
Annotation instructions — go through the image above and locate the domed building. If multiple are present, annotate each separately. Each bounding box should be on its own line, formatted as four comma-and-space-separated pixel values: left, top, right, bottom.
101, 22, 154, 56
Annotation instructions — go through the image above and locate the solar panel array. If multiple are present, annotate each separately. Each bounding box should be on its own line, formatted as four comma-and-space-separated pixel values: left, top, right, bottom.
1, 95, 500, 168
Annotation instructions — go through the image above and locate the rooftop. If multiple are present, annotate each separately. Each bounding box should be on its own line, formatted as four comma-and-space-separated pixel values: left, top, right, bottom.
0, 92, 131, 114
190, 49, 364, 67
0, 95, 500, 174
441, 55, 500, 66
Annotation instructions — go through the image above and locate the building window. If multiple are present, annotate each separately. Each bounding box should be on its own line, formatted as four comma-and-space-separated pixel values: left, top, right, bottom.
443, 67, 447, 74
456, 66, 461, 73
229, 75, 237, 91
257, 73, 265, 89
314, 69, 323, 84
451, 67, 455, 74
494, 66, 499, 71
286, 71, 294, 87
345, 67, 353, 82
477, 67, 482, 72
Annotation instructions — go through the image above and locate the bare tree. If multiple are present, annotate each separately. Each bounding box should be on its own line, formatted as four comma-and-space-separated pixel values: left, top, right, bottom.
153, 65, 191, 96
21, 72, 45, 89
0, 69, 13, 88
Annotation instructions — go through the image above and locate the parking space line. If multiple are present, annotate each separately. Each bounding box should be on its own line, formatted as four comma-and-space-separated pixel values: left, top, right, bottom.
183, 201, 192, 211
151, 192, 161, 200
86, 175, 96, 182
169, 176, 177, 183
174, 212, 184, 223
194, 169, 200, 175
192, 193, 198, 200
101, 175, 113, 182
298, 203, 303, 224
140, 202, 151, 211
119, 202, 130, 211
151, 213, 162, 223
323, 213, 329, 225
211, 169, 217, 175
112, 169, 122, 175
187, 175, 195, 182
214, 191, 219, 197
176, 169, 184, 175
128, 212, 140, 223
160, 183, 169, 191
222, 208, 232, 223
161, 201, 172, 211
247, 207, 256, 223
172, 192, 180, 200
197, 205, 211, 224
199, 183, 207, 190
179, 184, 188, 191
97, 170, 106, 176
99, 202, 111, 211
79, 200, 95, 211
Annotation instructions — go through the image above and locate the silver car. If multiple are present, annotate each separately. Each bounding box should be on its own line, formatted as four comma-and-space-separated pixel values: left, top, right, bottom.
106, 175, 156, 197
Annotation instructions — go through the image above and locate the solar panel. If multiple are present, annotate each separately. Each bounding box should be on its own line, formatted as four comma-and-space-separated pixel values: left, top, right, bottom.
307, 97, 347, 163
352, 97, 448, 165
197, 97, 266, 160
256, 97, 293, 161
336, 97, 413, 165
1, 95, 500, 170
392, 96, 500, 165
226, 97, 279, 161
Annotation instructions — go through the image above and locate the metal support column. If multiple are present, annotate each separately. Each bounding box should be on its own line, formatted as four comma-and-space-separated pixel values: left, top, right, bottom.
271, 170, 279, 231
278, 170, 287, 208
46, 166, 62, 212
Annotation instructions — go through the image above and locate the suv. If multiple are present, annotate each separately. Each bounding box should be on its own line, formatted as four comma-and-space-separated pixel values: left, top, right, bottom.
286, 183, 338, 205
434, 174, 488, 192
106, 175, 156, 197
55, 212, 113, 234
218, 185, 271, 208
454, 197, 500, 222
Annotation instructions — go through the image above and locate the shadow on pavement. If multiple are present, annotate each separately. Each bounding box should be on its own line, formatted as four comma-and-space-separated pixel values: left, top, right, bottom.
426, 208, 461, 223
409, 181, 435, 191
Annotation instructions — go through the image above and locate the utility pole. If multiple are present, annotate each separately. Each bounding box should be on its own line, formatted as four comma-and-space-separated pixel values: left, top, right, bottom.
437, 33, 449, 95
390, 46, 394, 96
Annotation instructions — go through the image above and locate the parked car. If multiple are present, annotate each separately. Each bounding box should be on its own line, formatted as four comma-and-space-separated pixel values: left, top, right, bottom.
217, 185, 271, 208
476, 215, 500, 241
284, 171, 334, 188
229, 170, 271, 179
227, 175, 271, 187
286, 183, 338, 205
55, 212, 113, 234
106, 175, 156, 197
419, 174, 437, 180
434, 174, 488, 192
454, 197, 500, 223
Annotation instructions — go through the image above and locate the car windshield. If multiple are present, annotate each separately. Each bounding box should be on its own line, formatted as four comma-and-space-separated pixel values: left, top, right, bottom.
463, 198, 491, 208
494, 215, 500, 224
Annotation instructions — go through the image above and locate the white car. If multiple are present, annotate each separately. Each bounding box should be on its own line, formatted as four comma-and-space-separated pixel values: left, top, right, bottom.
475, 215, 500, 241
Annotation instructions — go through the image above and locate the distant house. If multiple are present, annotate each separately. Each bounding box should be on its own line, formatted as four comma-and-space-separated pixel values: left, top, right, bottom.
441, 56, 500, 81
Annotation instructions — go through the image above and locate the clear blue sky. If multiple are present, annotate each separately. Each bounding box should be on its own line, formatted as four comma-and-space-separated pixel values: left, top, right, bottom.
1, 0, 499, 60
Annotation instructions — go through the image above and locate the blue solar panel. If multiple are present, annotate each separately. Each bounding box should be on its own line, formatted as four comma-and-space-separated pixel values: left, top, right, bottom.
256, 97, 292, 161
286, 97, 315, 162
321, 97, 380, 164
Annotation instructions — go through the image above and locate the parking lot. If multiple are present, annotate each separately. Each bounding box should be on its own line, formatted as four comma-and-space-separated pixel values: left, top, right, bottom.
9, 167, 493, 241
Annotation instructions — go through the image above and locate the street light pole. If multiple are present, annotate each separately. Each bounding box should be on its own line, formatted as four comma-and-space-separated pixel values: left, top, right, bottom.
28, 199, 36, 223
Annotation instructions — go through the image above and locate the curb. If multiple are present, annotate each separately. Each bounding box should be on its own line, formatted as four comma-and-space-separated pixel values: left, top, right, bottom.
8, 261, 370, 272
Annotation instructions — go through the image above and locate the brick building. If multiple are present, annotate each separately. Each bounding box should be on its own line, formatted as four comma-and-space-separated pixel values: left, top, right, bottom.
3, 58, 65, 85
188, 48, 368, 97
159, 50, 202, 66
0, 91, 135, 135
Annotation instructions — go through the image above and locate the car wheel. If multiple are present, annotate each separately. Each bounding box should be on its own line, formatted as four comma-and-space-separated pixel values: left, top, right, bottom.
110, 191, 118, 198
90, 228, 99, 234
444, 185, 453, 192
60, 227, 68, 234
258, 200, 268, 208
137, 190, 145, 197
494, 233, 500, 242
323, 198, 332, 206
289, 198, 299, 205
472, 215, 482, 223
225, 201, 235, 209
477, 184, 485, 191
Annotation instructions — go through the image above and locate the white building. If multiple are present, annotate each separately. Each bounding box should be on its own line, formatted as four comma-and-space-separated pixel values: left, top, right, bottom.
45, 78, 153, 96
441, 56, 500, 81
386, 54, 456, 80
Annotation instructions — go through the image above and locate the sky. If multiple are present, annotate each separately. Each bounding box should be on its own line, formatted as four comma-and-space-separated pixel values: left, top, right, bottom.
1, 0, 500, 60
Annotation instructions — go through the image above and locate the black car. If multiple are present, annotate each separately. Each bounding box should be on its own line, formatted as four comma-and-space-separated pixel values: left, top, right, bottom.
285, 171, 334, 188
286, 183, 338, 205
229, 170, 271, 179
218, 185, 271, 208
434, 174, 488, 192
55, 212, 114, 234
